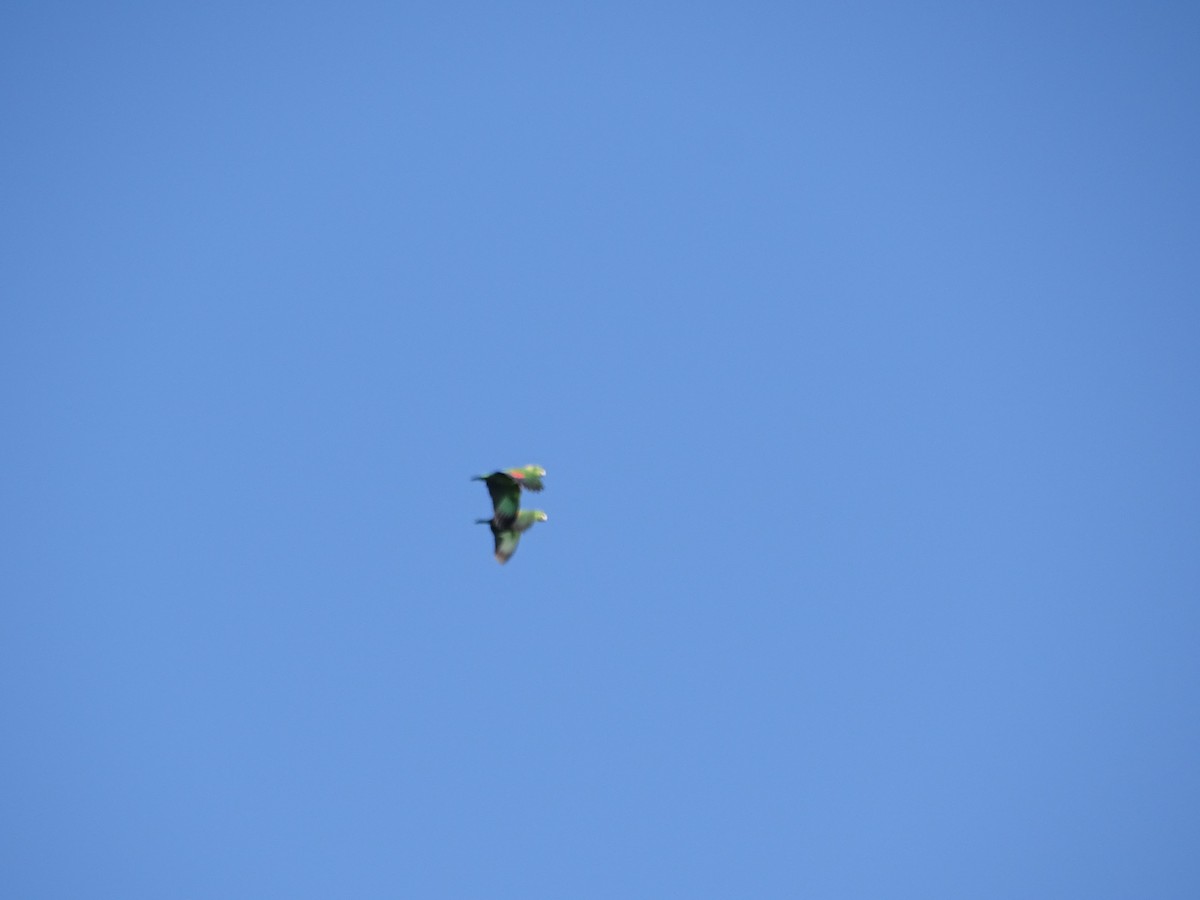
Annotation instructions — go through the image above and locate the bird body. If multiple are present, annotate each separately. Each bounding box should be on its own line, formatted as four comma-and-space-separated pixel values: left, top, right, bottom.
513, 509, 547, 532
485, 509, 547, 564
506, 465, 546, 492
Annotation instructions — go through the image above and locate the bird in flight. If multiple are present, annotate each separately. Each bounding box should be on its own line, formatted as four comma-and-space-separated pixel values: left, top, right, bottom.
473, 466, 549, 564
501, 464, 546, 492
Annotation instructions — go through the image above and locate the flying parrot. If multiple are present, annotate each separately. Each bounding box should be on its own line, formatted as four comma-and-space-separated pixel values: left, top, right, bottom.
504, 465, 546, 492
480, 508, 549, 564
473, 466, 549, 564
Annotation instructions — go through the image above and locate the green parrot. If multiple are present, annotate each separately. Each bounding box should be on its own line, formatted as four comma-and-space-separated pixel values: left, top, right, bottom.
478, 508, 548, 565
473, 467, 550, 564
471, 465, 545, 493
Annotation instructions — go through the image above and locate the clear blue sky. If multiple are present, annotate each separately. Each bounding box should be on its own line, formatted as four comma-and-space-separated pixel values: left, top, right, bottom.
3, 2, 1198, 897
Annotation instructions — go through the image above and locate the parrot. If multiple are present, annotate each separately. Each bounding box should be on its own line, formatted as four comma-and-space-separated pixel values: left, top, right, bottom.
473, 465, 545, 493
477, 508, 549, 564
472, 466, 550, 564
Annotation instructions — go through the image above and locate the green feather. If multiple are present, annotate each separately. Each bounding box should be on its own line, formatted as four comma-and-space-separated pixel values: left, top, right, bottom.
473, 468, 549, 564
514, 509, 548, 532
506, 465, 547, 492
489, 510, 547, 563
472, 472, 521, 524
491, 525, 522, 564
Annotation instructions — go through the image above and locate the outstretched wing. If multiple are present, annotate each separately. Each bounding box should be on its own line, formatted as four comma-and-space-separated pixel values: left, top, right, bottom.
493, 527, 521, 564
475, 472, 521, 523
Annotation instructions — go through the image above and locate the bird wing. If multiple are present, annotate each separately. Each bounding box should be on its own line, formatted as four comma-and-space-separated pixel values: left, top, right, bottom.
493, 527, 521, 564
480, 472, 521, 523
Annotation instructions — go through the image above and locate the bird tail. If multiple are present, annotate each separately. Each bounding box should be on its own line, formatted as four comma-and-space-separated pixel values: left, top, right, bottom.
474, 518, 491, 525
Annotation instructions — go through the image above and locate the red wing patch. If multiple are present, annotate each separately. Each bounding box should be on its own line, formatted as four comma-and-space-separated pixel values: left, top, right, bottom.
507, 470, 525, 480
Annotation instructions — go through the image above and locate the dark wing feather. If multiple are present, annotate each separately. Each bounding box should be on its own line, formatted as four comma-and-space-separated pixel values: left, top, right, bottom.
492, 526, 521, 564
477, 472, 521, 524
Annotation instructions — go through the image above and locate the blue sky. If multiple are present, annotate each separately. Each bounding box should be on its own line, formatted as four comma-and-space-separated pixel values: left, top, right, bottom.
3, 2, 1198, 896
